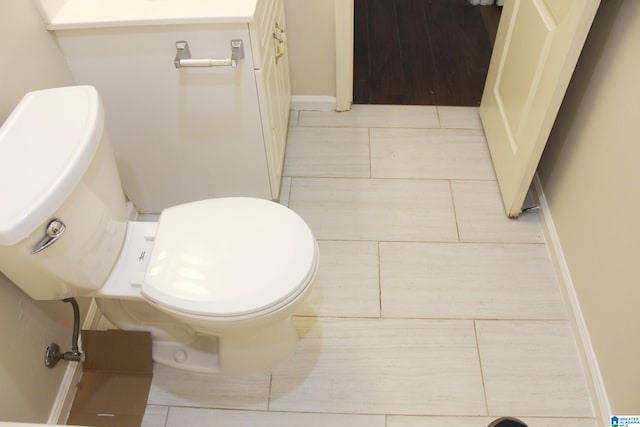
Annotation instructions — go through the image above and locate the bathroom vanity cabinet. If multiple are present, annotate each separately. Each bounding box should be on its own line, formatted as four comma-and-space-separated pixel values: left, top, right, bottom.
44, 0, 291, 213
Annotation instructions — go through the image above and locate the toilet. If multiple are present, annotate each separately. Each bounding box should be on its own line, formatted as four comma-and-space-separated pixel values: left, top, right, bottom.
0, 86, 319, 375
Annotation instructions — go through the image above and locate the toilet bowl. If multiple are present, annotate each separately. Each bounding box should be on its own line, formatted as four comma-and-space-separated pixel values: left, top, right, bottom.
0, 86, 318, 375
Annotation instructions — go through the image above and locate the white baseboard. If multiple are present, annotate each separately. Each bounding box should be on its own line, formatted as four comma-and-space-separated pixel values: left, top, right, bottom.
48, 299, 103, 425
532, 174, 611, 426
290, 96, 337, 111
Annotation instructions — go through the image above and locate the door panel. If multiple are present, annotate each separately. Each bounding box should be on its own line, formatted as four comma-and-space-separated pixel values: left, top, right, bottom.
480, 0, 600, 217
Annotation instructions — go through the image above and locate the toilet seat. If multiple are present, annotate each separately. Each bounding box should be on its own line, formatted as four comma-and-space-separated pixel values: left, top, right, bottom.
141, 198, 318, 318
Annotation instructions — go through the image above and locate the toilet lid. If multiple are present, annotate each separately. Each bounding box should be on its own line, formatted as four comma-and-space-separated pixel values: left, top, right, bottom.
141, 198, 317, 317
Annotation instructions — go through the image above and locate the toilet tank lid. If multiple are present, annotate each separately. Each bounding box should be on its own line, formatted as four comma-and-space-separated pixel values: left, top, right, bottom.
0, 86, 104, 245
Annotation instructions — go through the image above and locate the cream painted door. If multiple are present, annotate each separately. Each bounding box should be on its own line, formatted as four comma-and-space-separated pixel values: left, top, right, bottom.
480, 0, 600, 217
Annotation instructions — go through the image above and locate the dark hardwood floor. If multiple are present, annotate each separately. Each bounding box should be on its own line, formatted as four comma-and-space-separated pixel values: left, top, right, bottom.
354, 0, 500, 106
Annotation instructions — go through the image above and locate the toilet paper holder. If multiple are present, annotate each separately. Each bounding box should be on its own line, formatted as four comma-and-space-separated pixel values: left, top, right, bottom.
174, 39, 244, 68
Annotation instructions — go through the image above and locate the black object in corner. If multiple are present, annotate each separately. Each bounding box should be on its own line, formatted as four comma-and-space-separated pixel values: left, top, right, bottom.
487, 417, 528, 427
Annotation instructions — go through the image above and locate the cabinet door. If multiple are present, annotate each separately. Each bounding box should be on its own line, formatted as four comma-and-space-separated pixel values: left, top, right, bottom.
254, 0, 291, 199
274, 1, 292, 142
57, 25, 271, 213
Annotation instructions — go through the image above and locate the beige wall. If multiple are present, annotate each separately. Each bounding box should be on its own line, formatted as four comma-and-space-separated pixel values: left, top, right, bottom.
0, 1, 75, 118
538, 0, 640, 413
0, 0, 89, 422
284, 0, 336, 97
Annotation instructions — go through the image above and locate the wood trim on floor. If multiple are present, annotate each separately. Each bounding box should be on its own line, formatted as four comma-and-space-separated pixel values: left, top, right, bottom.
291, 96, 338, 111
533, 174, 611, 427
335, 0, 354, 111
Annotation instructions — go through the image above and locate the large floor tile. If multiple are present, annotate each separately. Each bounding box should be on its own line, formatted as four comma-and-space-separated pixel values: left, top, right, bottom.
283, 127, 370, 177
476, 320, 593, 417
269, 317, 486, 415
388, 415, 597, 427
451, 180, 544, 243
289, 178, 458, 241
141, 405, 168, 427
165, 407, 385, 427
437, 106, 483, 129
380, 242, 566, 319
370, 128, 495, 180
299, 104, 439, 128
148, 364, 270, 410
296, 240, 380, 318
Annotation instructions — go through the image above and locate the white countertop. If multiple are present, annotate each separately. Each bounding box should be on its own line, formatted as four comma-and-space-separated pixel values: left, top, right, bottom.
40, 0, 260, 30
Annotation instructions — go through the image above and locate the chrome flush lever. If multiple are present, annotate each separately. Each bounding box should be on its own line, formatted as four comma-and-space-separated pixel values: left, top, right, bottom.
32, 218, 66, 255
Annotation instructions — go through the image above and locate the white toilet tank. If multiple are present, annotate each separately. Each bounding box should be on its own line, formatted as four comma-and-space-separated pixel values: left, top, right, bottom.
0, 86, 129, 300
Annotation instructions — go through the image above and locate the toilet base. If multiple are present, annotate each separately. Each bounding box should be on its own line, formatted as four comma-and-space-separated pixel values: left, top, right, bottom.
97, 297, 301, 375
151, 317, 299, 375
217, 316, 299, 375
153, 335, 220, 374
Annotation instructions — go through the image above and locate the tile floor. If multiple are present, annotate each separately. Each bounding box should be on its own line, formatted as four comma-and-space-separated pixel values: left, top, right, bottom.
142, 105, 595, 427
